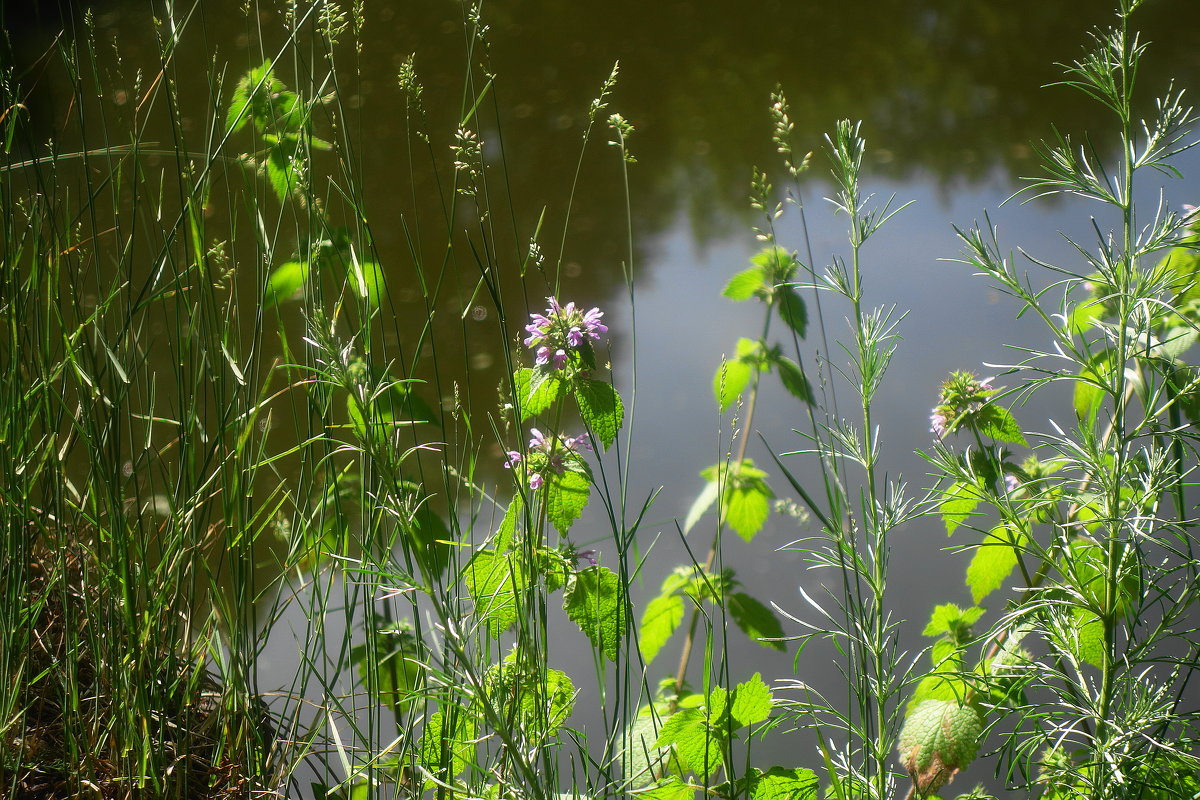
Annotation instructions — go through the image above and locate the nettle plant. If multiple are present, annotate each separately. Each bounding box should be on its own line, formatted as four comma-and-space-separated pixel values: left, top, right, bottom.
897, 3, 1200, 799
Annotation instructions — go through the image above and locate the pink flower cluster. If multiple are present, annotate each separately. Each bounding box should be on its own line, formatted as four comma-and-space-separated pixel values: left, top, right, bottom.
523, 297, 607, 371
503, 428, 592, 490
930, 372, 994, 439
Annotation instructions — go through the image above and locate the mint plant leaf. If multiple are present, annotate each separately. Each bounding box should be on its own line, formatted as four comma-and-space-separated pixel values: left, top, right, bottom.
773, 353, 813, 404
514, 367, 567, 420
546, 466, 591, 535
564, 566, 626, 662
464, 549, 524, 636
723, 266, 766, 300
941, 480, 984, 536
725, 480, 773, 541
776, 286, 808, 338
576, 378, 624, 449
747, 767, 819, 800
976, 405, 1028, 447
656, 708, 721, 777
967, 526, 1021, 604
265, 260, 308, 308
728, 592, 786, 651
641, 777, 695, 800
729, 672, 773, 727
640, 592, 684, 664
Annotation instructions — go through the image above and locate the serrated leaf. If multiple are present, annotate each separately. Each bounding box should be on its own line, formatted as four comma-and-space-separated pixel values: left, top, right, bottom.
641, 777, 695, 800
410, 505, 452, 577
493, 495, 522, 555
941, 481, 983, 536
265, 260, 308, 308
623, 706, 669, 788
728, 592, 786, 651
564, 566, 626, 662
773, 353, 812, 404
729, 672, 773, 727
776, 286, 807, 338
264, 140, 300, 202
976, 405, 1028, 447
656, 708, 721, 777
723, 266, 766, 300
746, 767, 819, 800
1149, 325, 1198, 361
546, 467, 591, 535
923, 604, 984, 637
226, 59, 275, 134
1071, 608, 1105, 668
898, 700, 984, 795
967, 526, 1021, 604
725, 482, 772, 542
640, 593, 685, 664
1074, 350, 1114, 422
683, 479, 720, 534
714, 358, 755, 413
419, 710, 475, 785
484, 660, 575, 736
514, 367, 567, 419
464, 549, 525, 636
576, 378, 624, 449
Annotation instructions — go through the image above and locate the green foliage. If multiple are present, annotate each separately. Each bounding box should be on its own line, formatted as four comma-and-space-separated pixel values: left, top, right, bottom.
419, 709, 476, 786
350, 615, 423, 714
563, 565, 627, 662
714, 338, 765, 412
965, 526, 1023, 604
483, 655, 576, 737
465, 549, 526, 636
941, 480, 985, 536
575, 377, 624, 449
265, 260, 308, 307
691, 460, 775, 541
897, 700, 984, 796
545, 465, 591, 535
515, 367, 569, 419
654, 674, 775, 781
639, 591, 685, 664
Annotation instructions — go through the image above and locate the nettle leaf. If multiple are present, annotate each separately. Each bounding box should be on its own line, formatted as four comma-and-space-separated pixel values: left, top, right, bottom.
967, 526, 1022, 604
726, 480, 772, 541
683, 478, 720, 535
264, 140, 302, 202
1070, 608, 1105, 668
752, 245, 798, 284
942, 480, 984, 536
265, 260, 308, 308
729, 672, 773, 727
656, 708, 721, 778
1068, 298, 1107, 334
640, 592, 685, 664
897, 700, 984, 796
623, 705, 670, 788
419, 710, 475, 785
576, 378, 624, 449
751, 768, 819, 800
772, 352, 813, 404
464, 549, 525, 636
641, 777, 695, 800
976, 404, 1028, 447
493, 495, 522, 555
546, 466, 591, 535
564, 566, 627, 662
484, 658, 576, 736
714, 338, 765, 412
1074, 350, 1114, 422
723, 266, 766, 300
923, 604, 986, 638
226, 59, 278, 134
728, 592, 786, 651
514, 367, 568, 420
776, 286, 808, 339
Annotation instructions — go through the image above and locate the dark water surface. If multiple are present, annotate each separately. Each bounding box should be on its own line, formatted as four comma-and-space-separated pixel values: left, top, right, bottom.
9, 0, 1200, 795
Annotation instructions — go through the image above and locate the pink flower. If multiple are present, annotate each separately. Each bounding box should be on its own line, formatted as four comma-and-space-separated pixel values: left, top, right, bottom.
930, 411, 948, 438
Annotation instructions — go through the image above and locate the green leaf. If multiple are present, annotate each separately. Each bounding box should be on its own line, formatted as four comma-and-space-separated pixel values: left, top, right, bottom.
564, 566, 627, 662
714, 357, 755, 413
483, 658, 575, 736
967, 526, 1021, 604
976, 405, 1028, 447
419, 710, 475, 785
350, 619, 423, 714
773, 353, 812, 404
264, 139, 301, 202
546, 467, 591, 535
898, 700, 984, 796
349, 259, 386, 308
682, 478, 720, 534
226, 59, 276, 134
1071, 608, 1105, 668
923, 604, 985, 637
576, 378, 624, 449
776, 286, 808, 338
656, 708, 721, 778
729, 672, 773, 727
465, 549, 524, 636
723, 266, 766, 300
1074, 350, 1114, 422
514, 367, 567, 420
640, 592, 685, 664
745, 767, 819, 800
728, 592, 786, 651
641, 777, 695, 800
265, 260, 308, 308
941, 481, 983, 536
725, 481, 772, 541
346, 381, 437, 447
623, 705, 670, 788
493, 495, 522, 555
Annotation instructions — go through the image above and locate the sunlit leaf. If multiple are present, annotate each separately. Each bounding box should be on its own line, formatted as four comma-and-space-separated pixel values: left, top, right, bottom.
640, 592, 684, 664
723, 266, 766, 301
728, 592, 786, 651
967, 526, 1022, 604
576, 377, 624, 449
564, 565, 627, 662
546, 466, 591, 535
265, 260, 308, 308
976, 404, 1027, 447
941, 480, 984, 536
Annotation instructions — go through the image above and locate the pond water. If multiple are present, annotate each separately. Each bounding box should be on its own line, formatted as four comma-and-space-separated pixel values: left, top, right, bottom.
10, 0, 1200, 795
